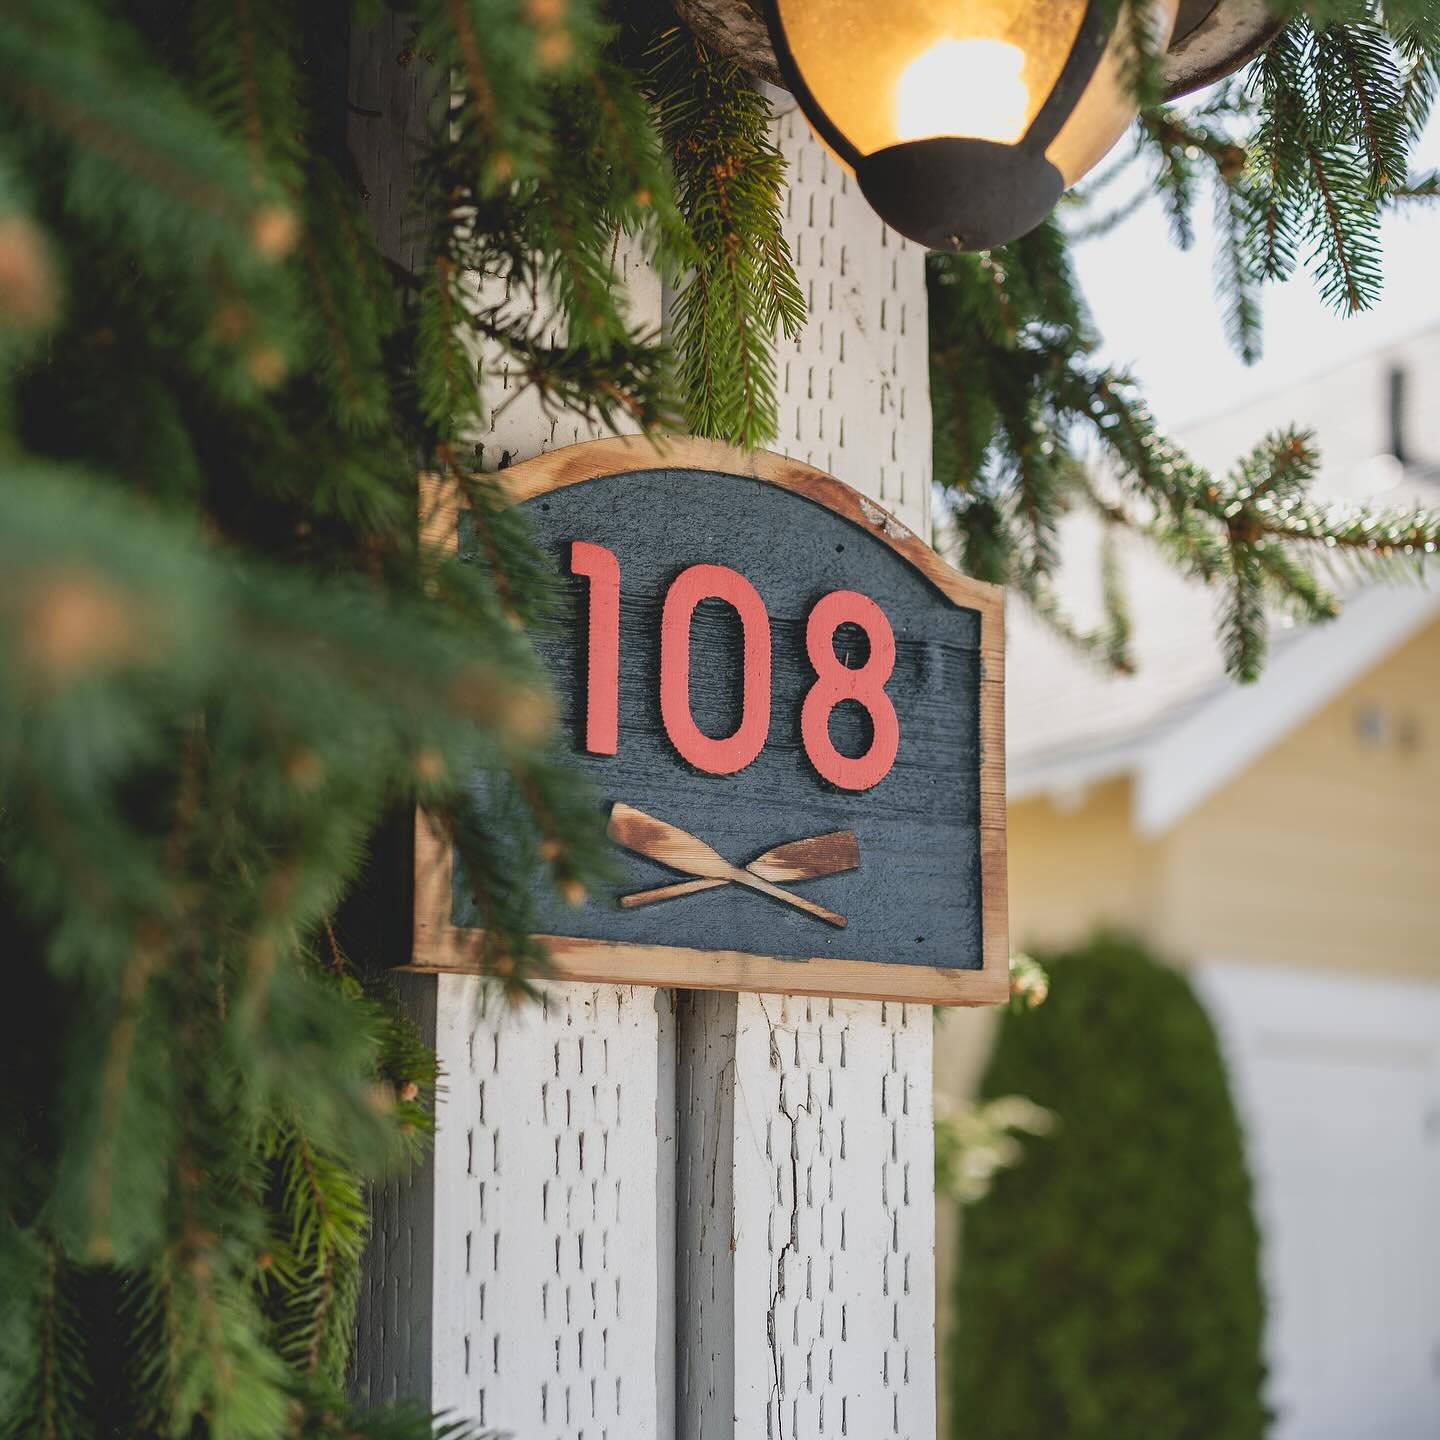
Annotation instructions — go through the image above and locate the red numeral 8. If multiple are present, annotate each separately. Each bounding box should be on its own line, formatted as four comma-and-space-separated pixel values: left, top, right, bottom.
800, 590, 899, 791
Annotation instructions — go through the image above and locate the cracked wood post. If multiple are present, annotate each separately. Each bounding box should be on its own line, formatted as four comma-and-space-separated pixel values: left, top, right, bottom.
677, 992, 936, 1440
347, 26, 938, 1437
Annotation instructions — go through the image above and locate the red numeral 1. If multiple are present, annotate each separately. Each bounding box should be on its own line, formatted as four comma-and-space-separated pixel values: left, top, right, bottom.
660, 563, 771, 775
570, 540, 620, 756
801, 589, 900, 791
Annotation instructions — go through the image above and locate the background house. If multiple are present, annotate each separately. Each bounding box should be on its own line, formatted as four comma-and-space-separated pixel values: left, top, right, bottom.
936, 324, 1440, 1439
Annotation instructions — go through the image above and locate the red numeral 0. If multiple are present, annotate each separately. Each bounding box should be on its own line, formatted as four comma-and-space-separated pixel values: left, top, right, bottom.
660, 564, 771, 775
800, 590, 899, 791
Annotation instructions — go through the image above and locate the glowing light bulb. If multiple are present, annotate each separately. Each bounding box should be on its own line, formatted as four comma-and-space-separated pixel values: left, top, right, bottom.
894, 38, 1029, 143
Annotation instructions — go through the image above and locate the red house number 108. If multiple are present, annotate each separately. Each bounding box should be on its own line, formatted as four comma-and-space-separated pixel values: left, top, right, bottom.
570, 541, 899, 792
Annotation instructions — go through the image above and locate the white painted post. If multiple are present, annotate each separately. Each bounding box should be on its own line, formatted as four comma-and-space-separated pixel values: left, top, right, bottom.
768, 106, 934, 539
677, 993, 936, 1440
349, 34, 940, 1436
424, 981, 675, 1437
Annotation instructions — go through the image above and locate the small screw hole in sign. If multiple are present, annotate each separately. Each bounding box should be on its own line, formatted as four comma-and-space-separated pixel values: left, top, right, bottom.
569, 542, 899, 789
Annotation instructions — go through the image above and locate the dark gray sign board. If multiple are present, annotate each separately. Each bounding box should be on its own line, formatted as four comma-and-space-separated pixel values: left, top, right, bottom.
413, 437, 1007, 1005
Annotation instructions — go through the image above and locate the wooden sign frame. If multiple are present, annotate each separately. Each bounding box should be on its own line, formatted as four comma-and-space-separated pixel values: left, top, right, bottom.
411, 436, 1008, 1005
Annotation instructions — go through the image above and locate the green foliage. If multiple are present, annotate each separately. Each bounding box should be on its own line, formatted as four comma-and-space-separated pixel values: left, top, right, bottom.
930, 223, 1440, 682
644, 23, 806, 445
1106, 0, 1173, 111
947, 933, 1268, 1440
1256, 3, 1440, 303
933, 2, 1440, 681
410, 0, 685, 451
0, 0, 805, 1427
934, 1095, 1054, 1207
0, 0, 670, 1433
0, 0, 812, 1414
1092, 3, 1440, 329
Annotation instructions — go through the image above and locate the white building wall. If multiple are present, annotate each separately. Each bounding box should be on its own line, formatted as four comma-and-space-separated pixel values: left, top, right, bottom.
1197, 962, 1440, 1440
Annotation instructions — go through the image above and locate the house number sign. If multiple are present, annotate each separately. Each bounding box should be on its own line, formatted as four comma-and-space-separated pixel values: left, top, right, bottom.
412, 437, 1008, 1005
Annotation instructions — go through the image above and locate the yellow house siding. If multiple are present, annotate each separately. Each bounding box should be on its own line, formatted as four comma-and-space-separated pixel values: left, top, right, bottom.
1006, 778, 1160, 951
1160, 618, 1440, 976
1001, 620, 1440, 976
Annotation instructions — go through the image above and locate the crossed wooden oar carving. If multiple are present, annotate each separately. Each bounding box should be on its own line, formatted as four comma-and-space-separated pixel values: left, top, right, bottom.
608, 803, 859, 928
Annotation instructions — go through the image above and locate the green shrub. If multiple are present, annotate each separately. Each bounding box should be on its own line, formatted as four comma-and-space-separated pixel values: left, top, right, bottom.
947, 932, 1268, 1440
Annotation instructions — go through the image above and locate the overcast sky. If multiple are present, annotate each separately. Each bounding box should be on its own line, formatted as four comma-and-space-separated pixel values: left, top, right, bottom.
1068, 121, 1440, 434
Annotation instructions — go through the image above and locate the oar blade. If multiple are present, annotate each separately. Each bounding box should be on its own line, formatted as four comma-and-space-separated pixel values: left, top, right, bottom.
748, 830, 860, 883
607, 802, 733, 880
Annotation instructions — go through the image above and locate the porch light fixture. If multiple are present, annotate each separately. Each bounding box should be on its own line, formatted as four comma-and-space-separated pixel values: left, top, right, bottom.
759, 0, 1183, 251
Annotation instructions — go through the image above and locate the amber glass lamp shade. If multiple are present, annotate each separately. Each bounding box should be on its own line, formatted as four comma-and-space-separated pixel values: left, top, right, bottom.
762, 0, 1181, 250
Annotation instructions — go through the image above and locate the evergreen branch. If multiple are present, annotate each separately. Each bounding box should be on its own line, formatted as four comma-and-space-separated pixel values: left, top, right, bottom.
1085, 11, 1436, 350
235, 0, 268, 163
1326, 22, 1407, 192
0, 1238, 88, 1440
1013, 568, 1136, 676
1098, 524, 1135, 673
1302, 138, 1371, 311
0, 3, 657, 1432
262, 1119, 369, 1388
1213, 173, 1264, 363
1220, 543, 1269, 681
1252, 498, 1440, 555
0, 4, 292, 246
36, 1247, 85, 1440
1251, 23, 1310, 284
83, 935, 164, 1264
191, 0, 308, 190
1386, 166, 1440, 199
444, 0, 500, 143
3, 65, 264, 241
644, 24, 804, 446
1104, 0, 1168, 108
930, 221, 1433, 685
1397, 19, 1440, 135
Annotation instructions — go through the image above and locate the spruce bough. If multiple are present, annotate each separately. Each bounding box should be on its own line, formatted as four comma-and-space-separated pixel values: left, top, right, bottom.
932, 2, 1440, 680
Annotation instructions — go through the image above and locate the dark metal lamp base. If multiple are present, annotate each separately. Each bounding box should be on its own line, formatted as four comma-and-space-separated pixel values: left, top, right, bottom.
856, 139, 1065, 252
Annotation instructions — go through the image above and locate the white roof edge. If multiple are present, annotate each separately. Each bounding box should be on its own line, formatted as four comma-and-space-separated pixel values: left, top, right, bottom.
1133, 581, 1440, 839
1007, 745, 1139, 803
